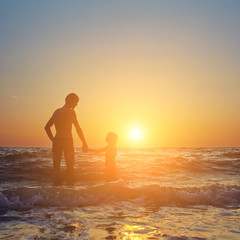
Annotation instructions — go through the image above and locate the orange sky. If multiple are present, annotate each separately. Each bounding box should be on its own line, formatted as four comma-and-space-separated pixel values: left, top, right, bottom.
1, 1, 240, 147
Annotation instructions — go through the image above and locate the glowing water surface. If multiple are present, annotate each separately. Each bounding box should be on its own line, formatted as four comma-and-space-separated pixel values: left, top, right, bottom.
0, 147, 240, 239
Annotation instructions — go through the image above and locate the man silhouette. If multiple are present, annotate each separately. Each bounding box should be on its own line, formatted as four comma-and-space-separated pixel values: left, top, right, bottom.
45, 93, 88, 184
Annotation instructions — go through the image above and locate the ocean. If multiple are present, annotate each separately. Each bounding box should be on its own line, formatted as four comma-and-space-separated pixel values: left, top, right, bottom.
0, 147, 239, 239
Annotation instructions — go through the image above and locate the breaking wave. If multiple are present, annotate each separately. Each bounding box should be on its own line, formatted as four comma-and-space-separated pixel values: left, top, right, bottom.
1, 182, 240, 210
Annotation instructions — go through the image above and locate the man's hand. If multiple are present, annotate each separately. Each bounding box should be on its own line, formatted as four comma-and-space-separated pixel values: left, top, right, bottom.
82, 143, 88, 153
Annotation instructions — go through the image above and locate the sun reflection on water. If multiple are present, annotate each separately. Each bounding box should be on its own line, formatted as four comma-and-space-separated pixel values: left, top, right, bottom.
122, 224, 157, 240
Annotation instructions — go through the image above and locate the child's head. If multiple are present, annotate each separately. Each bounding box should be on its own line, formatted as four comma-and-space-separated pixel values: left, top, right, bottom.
65, 93, 79, 108
105, 132, 118, 145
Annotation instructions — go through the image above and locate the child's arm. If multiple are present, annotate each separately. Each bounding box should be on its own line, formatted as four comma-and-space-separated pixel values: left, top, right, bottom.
89, 147, 107, 153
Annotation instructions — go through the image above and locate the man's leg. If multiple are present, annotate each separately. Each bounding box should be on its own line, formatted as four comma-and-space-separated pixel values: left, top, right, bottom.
52, 138, 63, 184
52, 151, 62, 173
64, 150, 75, 184
51, 151, 63, 185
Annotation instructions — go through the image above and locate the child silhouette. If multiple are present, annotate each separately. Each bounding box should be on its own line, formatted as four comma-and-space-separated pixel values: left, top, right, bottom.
90, 132, 119, 181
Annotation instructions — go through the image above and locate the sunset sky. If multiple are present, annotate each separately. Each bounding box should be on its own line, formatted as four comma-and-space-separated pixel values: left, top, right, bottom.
1, 0, 240, 148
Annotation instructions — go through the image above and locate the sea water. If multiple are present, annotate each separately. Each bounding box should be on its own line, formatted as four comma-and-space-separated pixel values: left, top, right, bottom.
0, 147, 239, 239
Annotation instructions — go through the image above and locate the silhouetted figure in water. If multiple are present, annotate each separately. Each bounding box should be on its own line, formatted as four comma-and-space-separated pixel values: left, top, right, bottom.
90, 132, 119, 181
45, 93, 88, 185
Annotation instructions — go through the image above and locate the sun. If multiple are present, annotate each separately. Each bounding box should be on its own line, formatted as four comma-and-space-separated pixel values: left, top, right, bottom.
130, 129, 141, 140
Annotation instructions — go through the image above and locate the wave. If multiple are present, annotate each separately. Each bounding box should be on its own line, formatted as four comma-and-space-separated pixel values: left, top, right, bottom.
1, 157, 240, 185
1, 182, 239, 210
0, 159, 105, 184
153, 158, 240, 174
3, 152, 40, 161
1, 150, 51, 161
220, 151, 240, 158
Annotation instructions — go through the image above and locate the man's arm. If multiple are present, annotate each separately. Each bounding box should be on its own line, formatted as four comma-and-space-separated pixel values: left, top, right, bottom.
73, 114, 88, 152
44, 114, 55, 142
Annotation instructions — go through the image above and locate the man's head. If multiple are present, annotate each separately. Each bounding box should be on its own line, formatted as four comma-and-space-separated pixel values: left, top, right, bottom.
65, 93, 79, 108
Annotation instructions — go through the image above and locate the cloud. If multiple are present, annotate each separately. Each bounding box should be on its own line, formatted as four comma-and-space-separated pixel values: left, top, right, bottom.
5, 94, 26, 100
